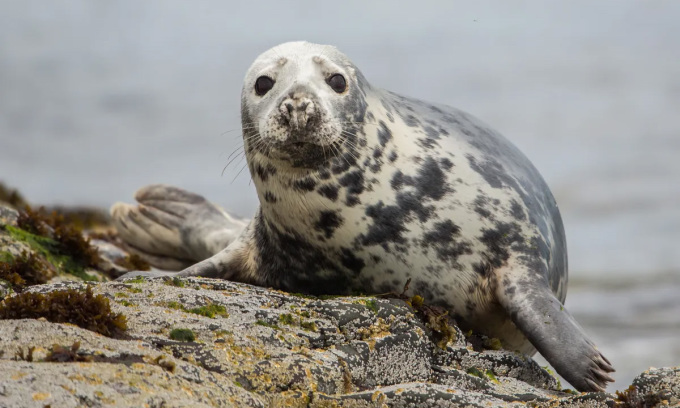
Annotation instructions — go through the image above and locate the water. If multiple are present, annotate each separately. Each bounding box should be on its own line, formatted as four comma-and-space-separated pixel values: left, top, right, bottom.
1, 0, 679, 391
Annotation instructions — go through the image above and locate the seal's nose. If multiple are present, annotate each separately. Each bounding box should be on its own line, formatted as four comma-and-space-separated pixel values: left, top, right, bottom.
279, 95, 315, 130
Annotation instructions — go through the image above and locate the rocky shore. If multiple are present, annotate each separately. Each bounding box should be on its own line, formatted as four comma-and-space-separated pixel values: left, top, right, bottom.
0, 200, 678, 407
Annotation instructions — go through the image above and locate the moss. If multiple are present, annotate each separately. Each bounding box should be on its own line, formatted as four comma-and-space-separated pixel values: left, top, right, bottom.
126, 276, 146, 284
298, 310, 311, 318
214, 329, 232, 337
289, 292, 316, 299
485, 337, 503, 351
117, 300, 134, 307
114, 254, 150, 272
317, 294, 342, 300
364, 299, 379, 313
255, 319, 280, 330
484, 369, 500, 384
279, 313, 295, 325
164, 277, 185, 287
466, 367, 485, 379
300, 321, 318, 332
410, 294, 424, 308
188, 303, 228, 318
542, 366, 562, 389
166, 301, 184, 310
128, 287, 142, 293
0, 182, 28, 208
169, 328, 196, 342
0, 286, 127, 337
114, 292, 129, 298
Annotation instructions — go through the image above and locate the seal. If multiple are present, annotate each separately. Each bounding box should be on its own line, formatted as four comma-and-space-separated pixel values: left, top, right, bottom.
111, 41, 614, 391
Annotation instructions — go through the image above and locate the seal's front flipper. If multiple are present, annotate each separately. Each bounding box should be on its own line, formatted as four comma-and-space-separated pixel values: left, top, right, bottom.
110, 184, 248, 270
496, 277, 615, 392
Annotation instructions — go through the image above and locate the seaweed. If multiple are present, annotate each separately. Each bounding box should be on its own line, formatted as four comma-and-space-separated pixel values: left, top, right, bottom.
0, 286, 127, 337
378, 278, 458, 348
44, 341, 93, 362
114, 254, 151, 272
0, 182, 28, 208
15, 205, 101, 269
0, 250, 52, 291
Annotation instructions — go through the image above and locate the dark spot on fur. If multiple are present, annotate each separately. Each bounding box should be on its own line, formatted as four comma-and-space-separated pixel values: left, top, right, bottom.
421, 220, 473, 266
414, 157, 450, 200
314, 211, 344, 239
424, 126, 440, 139
509, 199, 526, 221
396, 192, 432, 222
405, 115, 420, 127
478, 221, 524, 269
254, 163, 277, 182
391, 170, 412, 191
373, 148, 383, 159
361, 201, 408, 247
473, 195, 493, 220
331, 158, 351, 175
264, 192, 277, 203
440, 158, 453, 170
340, 248, 365, 274
418, 138, 438, 149
345, 194, 360, 207
318, 184, 339, 201
466, 155, 505, 189
339, 170, 365, 195
293, 177, 317, 192
388, 151, 398, 162
378, 121, 392, 147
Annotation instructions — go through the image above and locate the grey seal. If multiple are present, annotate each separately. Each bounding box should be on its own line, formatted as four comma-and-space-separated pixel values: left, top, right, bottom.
111, 41, 614, 391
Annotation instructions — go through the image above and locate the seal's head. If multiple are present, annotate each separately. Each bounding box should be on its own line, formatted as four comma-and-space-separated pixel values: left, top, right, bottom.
241, 42, 368, 169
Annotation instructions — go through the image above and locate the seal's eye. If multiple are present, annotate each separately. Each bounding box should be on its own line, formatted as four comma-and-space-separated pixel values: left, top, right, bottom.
326, 74, 347, 94
254, 76, 275, 96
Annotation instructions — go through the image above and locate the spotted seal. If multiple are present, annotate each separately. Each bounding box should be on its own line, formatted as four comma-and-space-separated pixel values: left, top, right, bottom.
111, 41, 614, 391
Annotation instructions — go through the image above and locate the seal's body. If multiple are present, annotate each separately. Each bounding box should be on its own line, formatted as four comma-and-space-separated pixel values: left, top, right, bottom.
111, 42, 614, 391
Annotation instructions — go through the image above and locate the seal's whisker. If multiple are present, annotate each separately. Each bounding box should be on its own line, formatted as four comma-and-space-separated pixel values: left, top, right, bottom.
231, 162, 251, 184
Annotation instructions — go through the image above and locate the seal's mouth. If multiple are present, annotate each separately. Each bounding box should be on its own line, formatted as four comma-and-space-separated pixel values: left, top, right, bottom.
267, 139, 329, 168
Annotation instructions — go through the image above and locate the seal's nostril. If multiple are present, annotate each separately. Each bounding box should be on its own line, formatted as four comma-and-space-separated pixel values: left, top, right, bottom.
285, 103, 294, 114
299, 102, 309, 111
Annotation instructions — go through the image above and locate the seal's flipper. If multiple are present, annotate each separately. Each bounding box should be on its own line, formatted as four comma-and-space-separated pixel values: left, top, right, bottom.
110, 184, 248, 270
496, 275, 615, 392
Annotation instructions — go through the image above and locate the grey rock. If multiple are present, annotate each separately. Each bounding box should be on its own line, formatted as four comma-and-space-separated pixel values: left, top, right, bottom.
0, 277, 671, 407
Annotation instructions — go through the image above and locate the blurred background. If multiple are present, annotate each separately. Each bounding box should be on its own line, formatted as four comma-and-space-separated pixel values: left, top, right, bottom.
0, 0, 678, 391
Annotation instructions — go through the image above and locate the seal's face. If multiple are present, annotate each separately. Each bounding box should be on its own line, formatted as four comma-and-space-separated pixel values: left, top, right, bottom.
241, 42, 367, 169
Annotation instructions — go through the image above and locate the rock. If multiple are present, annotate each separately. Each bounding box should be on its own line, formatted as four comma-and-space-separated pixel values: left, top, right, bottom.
0, 278, 672, 407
